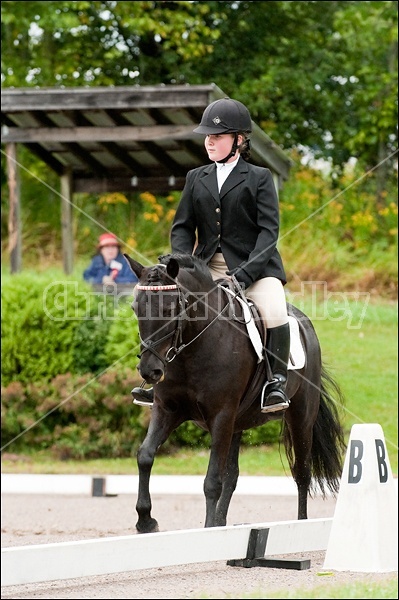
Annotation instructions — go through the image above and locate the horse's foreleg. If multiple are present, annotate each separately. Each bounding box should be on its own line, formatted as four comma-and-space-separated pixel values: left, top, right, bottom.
204, 414, 235, 528
214, 431, 242, 526
136, 408, 183, 534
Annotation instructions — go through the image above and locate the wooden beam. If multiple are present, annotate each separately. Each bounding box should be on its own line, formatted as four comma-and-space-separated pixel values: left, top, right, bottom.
5, 143, 22, 273
0, 84, 221, 112
2, 124, 197, 143
60, 170, 74, 274
99, 141, 151, 176
74, 176, 186, 194
20, 142, 66, 176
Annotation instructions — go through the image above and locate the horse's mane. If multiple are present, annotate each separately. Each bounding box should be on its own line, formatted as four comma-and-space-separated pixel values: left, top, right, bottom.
158, 253, 214, 287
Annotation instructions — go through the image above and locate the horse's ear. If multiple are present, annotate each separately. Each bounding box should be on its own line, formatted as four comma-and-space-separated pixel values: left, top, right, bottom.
166, 258, 179, 280
123, 254, 144, 279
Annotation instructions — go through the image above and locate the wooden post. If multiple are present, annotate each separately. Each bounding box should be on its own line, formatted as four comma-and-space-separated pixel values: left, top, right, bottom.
6, 143, 22, 273
60, 169, 73, 274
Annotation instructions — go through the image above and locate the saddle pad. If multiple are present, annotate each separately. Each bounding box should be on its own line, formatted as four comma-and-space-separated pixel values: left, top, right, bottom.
235, 295, 264, 363
220, 286, 305, 370
238, 298, 306, 369
239, 308, 305, 370
287, 315, 306, 370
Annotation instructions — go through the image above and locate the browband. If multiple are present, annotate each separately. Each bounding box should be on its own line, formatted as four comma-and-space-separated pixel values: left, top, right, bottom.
136, 284, 178, 291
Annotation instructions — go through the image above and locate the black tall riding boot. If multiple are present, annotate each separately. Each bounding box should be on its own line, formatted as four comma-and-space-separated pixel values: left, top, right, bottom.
131, 386, 154, 407
261, 322, 291, 413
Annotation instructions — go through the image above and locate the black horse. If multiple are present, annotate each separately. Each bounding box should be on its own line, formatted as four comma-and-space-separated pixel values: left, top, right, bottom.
124, 253, 346, 534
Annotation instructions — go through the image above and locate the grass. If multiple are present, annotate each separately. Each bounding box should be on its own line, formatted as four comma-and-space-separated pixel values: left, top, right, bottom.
198, 578, 398, 599
1, 296, 397, 477
304, 296, 398, 474
1, 445, 292, 476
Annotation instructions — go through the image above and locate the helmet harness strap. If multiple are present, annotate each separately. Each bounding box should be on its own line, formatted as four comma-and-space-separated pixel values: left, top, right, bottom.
218, 132, 239, 164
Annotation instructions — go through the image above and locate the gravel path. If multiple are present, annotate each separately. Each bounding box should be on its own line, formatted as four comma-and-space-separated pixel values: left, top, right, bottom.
1, 493, 397, 598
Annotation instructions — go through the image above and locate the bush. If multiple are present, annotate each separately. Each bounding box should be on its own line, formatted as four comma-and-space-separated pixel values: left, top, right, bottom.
1, 369, 147, 458
0, 271, 283, 457
1, 372, 282, 458
1, 273, 126, 386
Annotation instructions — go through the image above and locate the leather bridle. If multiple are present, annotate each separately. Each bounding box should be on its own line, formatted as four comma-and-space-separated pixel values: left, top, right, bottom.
135, 281, 232, 367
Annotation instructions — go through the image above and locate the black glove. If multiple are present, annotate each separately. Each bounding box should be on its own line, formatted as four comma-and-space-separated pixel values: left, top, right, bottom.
225, 268, 252, 289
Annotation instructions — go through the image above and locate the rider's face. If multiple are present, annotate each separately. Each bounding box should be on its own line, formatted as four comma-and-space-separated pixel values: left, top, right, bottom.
204, 133, 239, 163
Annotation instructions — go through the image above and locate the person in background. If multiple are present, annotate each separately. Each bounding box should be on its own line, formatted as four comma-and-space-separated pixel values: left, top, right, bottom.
132, 97, 290, 414
83, 233, 138, 285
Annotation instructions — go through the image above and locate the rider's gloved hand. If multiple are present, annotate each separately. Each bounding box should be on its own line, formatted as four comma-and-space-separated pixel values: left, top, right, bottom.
225, 267, 252, 290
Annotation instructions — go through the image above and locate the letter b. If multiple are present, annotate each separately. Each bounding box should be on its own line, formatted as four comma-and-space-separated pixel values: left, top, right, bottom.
348, 439, 363, 483
375, 439, 388, 483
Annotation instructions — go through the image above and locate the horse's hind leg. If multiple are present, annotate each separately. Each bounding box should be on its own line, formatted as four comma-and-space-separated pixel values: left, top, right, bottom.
136, 407, 183, 534
215, 432, 242, 526
284, 388, 318, 520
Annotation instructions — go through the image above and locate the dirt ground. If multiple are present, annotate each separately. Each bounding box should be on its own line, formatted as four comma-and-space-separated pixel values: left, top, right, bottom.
1, 492, 397, 599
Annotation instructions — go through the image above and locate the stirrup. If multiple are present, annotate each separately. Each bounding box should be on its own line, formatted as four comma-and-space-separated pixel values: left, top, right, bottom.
260, 379, 290, 414
131, 385, 154, 407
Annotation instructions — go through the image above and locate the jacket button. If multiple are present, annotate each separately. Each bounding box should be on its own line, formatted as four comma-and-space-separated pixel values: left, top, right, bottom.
215, 208, 221, 213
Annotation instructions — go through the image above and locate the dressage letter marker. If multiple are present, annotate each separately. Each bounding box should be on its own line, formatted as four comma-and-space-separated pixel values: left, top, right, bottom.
323, 423, 398, 572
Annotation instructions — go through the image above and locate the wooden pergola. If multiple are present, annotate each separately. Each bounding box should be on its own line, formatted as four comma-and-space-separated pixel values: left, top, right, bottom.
1, 83, 292, 274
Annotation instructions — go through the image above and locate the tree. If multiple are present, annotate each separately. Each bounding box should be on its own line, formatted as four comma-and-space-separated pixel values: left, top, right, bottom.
2, 1, 397, 178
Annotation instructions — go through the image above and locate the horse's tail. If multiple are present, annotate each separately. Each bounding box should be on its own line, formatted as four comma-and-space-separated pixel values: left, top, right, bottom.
284, 364, 347, 498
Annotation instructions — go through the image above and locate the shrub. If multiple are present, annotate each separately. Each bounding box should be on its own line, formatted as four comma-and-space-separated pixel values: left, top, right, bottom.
1, 369, 147, 458
0, 272, 283, 457
1, 273, 125, 386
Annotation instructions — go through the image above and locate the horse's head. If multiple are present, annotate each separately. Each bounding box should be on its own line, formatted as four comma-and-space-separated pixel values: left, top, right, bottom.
124, 254, 183, 384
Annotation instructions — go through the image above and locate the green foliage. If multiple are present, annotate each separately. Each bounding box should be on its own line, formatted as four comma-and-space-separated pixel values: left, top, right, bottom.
278, 154, 398, 296
103, 298, 140, 371
1, 272, 117, 386
1, 273, 76, 386
1, 1, 397, 171
171, 420, 211, 448
242, 421, 283, 446
1, 369, 148, 458
280, 153, 398, 250
0, 269, 285, 457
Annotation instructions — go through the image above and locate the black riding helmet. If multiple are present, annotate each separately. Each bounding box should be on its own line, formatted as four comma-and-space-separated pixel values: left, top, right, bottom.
194, 98, 252, 163
193, 97, 252, 135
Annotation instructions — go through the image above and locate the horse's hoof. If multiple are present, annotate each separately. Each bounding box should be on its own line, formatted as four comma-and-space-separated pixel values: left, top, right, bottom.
136, 518, 159, 534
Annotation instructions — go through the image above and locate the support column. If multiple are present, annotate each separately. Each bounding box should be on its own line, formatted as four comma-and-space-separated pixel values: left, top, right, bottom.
60, 169, 73, 274
6, 142, 22, 273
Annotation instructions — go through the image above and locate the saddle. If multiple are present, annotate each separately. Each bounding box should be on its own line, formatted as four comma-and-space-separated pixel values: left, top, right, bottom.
216, 278, 306, 419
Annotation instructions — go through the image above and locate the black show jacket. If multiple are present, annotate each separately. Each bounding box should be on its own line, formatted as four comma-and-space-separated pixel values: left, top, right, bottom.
171, 157, 287, 288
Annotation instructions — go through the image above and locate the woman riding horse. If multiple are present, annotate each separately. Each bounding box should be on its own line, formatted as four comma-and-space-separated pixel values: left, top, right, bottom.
125, 253, 346, 532
132, 97, 290, 414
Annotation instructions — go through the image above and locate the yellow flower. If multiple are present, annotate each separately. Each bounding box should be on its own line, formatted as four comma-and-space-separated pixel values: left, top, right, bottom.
166, 209, 176, 222
140, 192, 157, 205
98, 192, 128, 205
